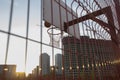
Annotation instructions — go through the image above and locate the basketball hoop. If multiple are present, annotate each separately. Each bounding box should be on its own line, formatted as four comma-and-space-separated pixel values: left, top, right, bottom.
47, 27, 63, 48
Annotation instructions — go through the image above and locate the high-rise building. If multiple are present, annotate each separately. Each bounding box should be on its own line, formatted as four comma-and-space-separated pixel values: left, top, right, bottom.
62, 36, 117, 79
39, 53, 50, 76
55, 54, 62, 75
0, 65, 16, 80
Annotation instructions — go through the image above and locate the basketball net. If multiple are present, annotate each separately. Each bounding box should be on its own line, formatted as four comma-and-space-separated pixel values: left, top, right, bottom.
49, 33, 61, 48
47, 27, 63, 48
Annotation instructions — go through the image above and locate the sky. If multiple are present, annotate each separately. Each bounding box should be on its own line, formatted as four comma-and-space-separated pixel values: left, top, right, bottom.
0, 0, 62, 75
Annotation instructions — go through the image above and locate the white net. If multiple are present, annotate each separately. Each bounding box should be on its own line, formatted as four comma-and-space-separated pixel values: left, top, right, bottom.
49, 33, 61, 48
47, 27, 63, 48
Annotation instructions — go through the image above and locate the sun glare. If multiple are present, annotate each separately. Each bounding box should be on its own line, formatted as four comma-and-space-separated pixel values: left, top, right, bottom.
16, 66, 31, 76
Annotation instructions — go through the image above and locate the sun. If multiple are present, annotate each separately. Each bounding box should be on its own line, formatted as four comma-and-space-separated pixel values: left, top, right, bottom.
16, 65, 31, 76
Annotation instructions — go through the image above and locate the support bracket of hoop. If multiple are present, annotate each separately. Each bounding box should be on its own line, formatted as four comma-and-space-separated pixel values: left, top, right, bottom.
64, 6, 119, 46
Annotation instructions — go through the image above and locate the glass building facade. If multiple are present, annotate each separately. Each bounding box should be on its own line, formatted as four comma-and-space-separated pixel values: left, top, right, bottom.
62, 36, 117, 80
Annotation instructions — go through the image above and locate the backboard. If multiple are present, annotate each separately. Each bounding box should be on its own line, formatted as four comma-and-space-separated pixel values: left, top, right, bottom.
43, 0, 80, 39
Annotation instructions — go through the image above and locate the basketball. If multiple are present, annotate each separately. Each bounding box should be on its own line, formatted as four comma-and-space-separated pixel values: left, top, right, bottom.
44, 21, 51, 28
